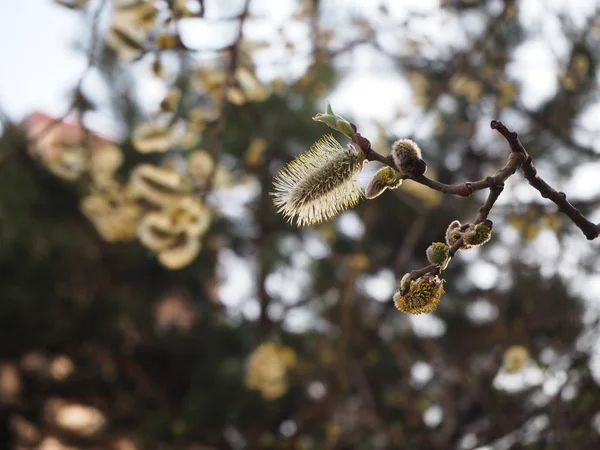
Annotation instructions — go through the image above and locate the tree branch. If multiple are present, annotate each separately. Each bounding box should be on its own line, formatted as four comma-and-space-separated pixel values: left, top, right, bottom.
363, 128, 525, 199
202, 0, 251, 198
491, 122, 600, 240
360, 119, 599, 291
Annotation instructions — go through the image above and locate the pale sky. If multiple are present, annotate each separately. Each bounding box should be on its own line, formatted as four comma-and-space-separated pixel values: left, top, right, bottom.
0, 0, 86, 120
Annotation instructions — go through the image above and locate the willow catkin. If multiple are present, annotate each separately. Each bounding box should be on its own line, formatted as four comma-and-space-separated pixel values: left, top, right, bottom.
426, 242, 450, 269
365, 166, 403, 199
445, 219, 463, 247
271, 134, 365, 226
463, 220, 493, 247
393, 274, 445, 314
390, 138, 426, 176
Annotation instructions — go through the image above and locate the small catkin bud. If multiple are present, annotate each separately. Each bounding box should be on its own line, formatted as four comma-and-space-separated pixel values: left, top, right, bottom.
463, 220, 493, 247
271, 134, 366, 226
426, 242, 450, 269
365, 166, 403, 199
399, 272, 412, 296
393, 274, 445, 314
390, 139, 427, 176
445, 220, 463, 246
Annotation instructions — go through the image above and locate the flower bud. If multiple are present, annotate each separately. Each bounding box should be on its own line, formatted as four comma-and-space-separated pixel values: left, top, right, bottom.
463, 220, 493, 247
445, 220, 462, 247
426, 242, 450, 269
393, 274, 445, 314
399, 272, 412, 296
503, 345, 529, 373
390, 139, 427, 176
365, 166, 403, 199
312, 113, 337, 129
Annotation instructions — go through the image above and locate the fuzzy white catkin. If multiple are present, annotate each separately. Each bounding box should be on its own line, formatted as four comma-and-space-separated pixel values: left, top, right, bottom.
271, 135, 365, 226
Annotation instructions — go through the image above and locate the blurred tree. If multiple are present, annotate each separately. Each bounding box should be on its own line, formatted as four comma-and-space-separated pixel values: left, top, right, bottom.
0, 0, 600, 449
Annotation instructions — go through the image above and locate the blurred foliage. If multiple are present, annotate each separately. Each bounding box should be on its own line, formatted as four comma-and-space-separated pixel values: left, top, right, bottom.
1, 0, 600, 449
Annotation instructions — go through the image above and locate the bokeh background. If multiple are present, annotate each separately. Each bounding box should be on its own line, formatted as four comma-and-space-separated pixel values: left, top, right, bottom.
1, 0, 600, 448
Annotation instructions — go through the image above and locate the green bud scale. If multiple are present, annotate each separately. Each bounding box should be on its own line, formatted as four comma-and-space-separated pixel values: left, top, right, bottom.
312, 103, 355, 137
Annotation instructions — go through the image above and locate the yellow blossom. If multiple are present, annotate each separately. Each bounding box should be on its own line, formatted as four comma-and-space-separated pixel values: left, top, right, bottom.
245, 343, 297, 400
132, 121, 175, 154
393, 274, 445, 314
129, 164, 188, 207
81, 182, 141, 242
503, 345, 530, 373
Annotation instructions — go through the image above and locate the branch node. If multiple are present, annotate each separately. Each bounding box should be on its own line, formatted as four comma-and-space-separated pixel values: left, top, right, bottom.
355, 133, 371, 153
508, 151, 526, 168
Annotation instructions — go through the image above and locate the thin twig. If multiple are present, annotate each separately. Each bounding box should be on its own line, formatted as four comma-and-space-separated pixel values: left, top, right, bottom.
363, 119, 598, 241
359, 118, 599, 289
361, 127, 526, 199
391, 119, 600, 284
475, 183, 504, 224
491, 121, 600, 240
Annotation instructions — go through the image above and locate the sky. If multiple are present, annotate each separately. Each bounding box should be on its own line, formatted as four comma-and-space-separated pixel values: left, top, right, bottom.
0, 1, 86, 120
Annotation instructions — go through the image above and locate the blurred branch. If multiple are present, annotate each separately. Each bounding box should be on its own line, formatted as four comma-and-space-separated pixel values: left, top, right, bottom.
202, 0, 251, 198
371, 0, 600, 160
476, 75, 600, 159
